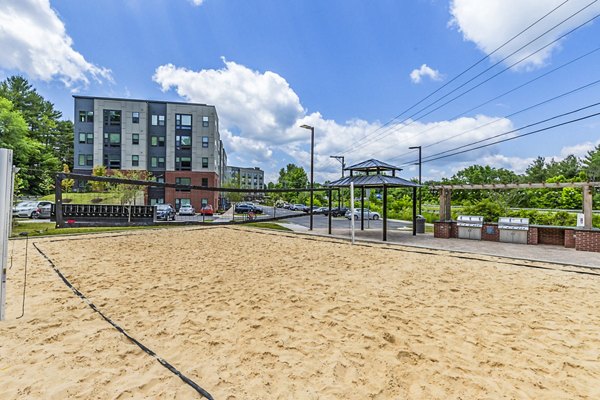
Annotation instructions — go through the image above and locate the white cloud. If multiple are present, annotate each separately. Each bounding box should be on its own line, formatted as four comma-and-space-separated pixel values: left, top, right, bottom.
0, 0, 112, 88
153, 58, 304, 144
152, 59, 520, 183
410, 64, 442, 83
449, 0, 600, 70
189, 0, 205, 6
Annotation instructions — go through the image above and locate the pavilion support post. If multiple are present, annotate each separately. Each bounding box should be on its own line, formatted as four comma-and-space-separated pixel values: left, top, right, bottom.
583, 185, 593, 229
360, 186, 365, 231
383, 185, 388, 241
55, 173, 65, 228
328, 188, 332, 235
412, 186, 417, 236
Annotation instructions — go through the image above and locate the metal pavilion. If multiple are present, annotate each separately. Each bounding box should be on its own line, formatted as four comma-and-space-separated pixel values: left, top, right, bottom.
326, 159, 420, 241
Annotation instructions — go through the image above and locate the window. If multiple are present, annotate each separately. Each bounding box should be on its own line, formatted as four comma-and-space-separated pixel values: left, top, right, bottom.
78, 154, 86, 166
132, 155, 139, 167
202, 136, 209, 148
202, 116, 209, 127
158, 115, 165, 126
176, 134, 192, 149
103, 154, 121, 169
175, 114, 192, 129
132, 112, 140, 124
151, 114, 165, 126
78, 133, 87, 143
175, 198, 191, 210
79, 111, 93, 123
104, 110, 121, 126
86, 154, 93, 166
202, 157, 208, 168
151, 157, 165, 168
151, 136, 165, 146
176, 177, 191, 191
151, 115, 158, 126
132, 133, 139, 145
176, 157, 192, 171
201, 198, 208, 207
104, 133, 121, 146
201, 178, 208, 187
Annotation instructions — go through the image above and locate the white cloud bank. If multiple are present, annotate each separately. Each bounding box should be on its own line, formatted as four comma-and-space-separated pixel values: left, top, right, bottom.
153, 59, 524, 182
449, 0, 600, 69
0, 0, 111, 88
410, 64, 442, 83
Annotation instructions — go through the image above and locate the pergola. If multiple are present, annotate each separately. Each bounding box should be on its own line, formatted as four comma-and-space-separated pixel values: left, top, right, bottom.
326, 159, 420, 241
432, 181, 600, 229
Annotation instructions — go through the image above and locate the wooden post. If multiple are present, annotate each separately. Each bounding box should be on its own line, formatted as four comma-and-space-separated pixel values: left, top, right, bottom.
583, 185, 593, 229
383, 185, 388, 241
439, 189, 452, 221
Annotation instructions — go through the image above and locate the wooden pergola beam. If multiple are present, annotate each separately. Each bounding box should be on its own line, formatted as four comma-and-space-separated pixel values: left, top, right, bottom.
432, 182, 600, 190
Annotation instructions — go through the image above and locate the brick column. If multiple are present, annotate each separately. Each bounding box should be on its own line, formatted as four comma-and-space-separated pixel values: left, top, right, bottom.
434, 221, 452, 238
527, 227, 538, 245
575, 230, 600, 252
564, 229, 576, 248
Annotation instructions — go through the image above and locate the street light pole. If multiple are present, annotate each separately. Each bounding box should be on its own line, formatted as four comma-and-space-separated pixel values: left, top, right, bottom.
409, 146, 422, 215
301, 124, 315, 230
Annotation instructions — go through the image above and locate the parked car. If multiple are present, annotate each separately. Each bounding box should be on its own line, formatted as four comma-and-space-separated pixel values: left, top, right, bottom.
156, 204, 176, 221
178, 204, 196, 216
235, 203, 263, 214
291, 203, 308, 212
345, 208, 380, 220
324, 206, 348, 217
13, 200, 53, 219
200, 205, 214, 216
314, 207, 328, 214
304, 206, 322, 213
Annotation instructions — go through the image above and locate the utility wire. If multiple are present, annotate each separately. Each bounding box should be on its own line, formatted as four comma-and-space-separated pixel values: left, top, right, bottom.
420, 109, 600, 164
340, 0, 598, 155
391, 77, 600, 165
387, 46, 600, 162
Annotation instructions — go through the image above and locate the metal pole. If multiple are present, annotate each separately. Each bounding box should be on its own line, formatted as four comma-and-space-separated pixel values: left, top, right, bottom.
360, 186, 365, 231
409, 146, 422, 215
0, 148, 14, 321
412, 186, 417, 236
383, 185, 388, 242
328, 189, 332, 235
310, 127, 314, 231
330, 155, 345, 178
350, 182, 355, 244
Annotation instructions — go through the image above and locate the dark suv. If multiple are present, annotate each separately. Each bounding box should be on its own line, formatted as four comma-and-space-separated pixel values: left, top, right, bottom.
235, 203, 263, 214
324, 206, 349, 217
156, 204, 176, 221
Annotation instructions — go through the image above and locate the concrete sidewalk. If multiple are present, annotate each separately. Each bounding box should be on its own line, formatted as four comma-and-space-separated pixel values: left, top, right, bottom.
277, 223, 600, 269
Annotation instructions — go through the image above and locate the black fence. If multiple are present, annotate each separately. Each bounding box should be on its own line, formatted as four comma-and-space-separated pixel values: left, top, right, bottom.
53, 204, 155, 227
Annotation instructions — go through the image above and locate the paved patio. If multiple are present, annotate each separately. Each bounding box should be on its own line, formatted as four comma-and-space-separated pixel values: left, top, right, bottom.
281, 223, 600, 269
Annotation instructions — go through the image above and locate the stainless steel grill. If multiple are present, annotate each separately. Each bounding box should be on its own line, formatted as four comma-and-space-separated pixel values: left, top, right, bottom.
498, 217, 529, 244
457, 215, 483, 240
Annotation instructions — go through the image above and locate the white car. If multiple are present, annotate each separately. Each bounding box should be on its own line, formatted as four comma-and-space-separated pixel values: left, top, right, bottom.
13, 201, 53, 219
178, 204, 196, 216
345, 208, 380, 220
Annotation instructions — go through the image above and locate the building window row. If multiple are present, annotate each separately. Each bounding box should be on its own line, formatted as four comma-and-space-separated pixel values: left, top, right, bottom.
176, 177, 191, 191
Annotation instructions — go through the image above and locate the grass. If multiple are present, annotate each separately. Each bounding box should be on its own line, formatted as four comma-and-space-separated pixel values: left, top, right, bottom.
10, 221, 166, 238
244, 222, 292, 231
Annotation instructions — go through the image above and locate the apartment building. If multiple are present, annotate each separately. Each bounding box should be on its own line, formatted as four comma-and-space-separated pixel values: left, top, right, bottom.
73, 96, 227, 210
226, 166, 265, 199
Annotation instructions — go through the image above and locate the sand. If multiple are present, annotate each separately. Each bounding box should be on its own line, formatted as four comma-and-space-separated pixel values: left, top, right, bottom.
1, 226, 600, 399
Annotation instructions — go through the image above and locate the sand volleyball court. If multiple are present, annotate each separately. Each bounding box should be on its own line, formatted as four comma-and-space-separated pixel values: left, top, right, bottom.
2, 226, 600, 399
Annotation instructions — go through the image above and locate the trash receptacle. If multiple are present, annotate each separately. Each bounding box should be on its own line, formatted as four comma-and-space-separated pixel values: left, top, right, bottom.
416, 215, 426, 234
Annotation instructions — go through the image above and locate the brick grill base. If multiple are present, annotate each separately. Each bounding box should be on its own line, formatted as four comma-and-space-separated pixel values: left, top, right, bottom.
481, 224, 499, 242
575, 230, 600, 252
564, 230, 576, 248
538, 227, 565, 246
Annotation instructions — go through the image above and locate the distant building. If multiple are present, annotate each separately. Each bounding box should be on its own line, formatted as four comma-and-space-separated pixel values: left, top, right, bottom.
226, 166, 265, 199
73, 96, 227, 210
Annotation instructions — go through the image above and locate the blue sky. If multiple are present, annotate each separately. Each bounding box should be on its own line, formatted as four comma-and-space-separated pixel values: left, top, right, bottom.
1, 0, 600, 183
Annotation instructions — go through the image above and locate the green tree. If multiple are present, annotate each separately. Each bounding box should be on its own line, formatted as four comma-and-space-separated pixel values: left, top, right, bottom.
90, 165, 108, 192
583, 145, 600, 181
61, 164, 74, 193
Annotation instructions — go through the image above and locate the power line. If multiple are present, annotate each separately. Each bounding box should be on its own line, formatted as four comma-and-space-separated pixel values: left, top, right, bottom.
346, 3, 600, 157
387, 46, 600, 162
339, 0, 599, 156
390, 76, 600, 165
420, 109, 600, 164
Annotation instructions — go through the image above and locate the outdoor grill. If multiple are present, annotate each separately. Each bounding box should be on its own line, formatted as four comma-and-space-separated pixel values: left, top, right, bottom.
498, 217, 529, 244
456, 215, 484, 240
